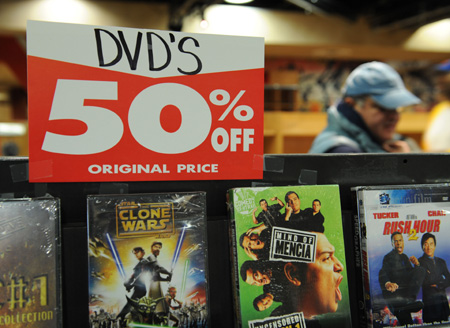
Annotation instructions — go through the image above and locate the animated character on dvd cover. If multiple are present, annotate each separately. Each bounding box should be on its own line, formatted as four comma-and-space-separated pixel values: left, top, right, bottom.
146, 240, 172, 314
124, 295, 166, 326
165, 286, 183, 326
117, 246, 150, 322
88, 193, 209, 328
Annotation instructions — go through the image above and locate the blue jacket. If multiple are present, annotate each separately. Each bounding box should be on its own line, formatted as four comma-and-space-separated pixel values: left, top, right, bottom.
309, 102, 396, 153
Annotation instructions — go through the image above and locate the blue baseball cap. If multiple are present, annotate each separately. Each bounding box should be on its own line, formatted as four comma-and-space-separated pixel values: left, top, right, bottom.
342, 61, 421, 110
436, 59, 450, 71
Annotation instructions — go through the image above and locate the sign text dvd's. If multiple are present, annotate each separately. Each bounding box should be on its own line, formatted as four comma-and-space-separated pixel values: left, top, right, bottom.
354, 184, 450, 327
87, 192, 209, 328
27, 20, 264, 182
0, 197, 62, 327
228, 185, 351, 328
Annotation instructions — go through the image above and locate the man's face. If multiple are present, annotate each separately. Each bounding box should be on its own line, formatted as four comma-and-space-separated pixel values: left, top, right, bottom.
304, 233, 344, 316
242, 234, 265, 250
245, 268, 271, 286
152, 244, 162, 256
312, 201, 321, 214
423, 237, 436, 258
356, 97, 400, 143
256, 293, 274, 311
287, 193, 301, 213
392, 234, 404, 254
169, 288, 177, 299
260, 200, 268, 211
134, 250, 144, 260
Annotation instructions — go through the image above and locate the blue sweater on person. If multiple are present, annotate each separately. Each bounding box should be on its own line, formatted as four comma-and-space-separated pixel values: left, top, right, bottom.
308, 101, 398, 153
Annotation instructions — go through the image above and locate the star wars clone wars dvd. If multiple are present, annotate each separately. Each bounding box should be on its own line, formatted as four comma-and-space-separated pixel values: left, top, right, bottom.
354, 184, 450, 328
228, 185, 351, 328
0, 197, 62, 328
88, 192, 209, 328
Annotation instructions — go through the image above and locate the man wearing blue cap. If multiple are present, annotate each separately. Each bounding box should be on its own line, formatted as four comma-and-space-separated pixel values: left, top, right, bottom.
309, 61, 421, 153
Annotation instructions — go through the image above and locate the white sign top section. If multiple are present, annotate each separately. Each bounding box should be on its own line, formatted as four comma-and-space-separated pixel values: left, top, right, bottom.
27, 20, 264, 78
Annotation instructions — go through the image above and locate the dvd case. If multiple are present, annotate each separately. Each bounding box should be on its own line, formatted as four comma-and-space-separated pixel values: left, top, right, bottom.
228, 185, 351, 328
0, 197, 62, 328
87, 192, 209, 328
354, 184, 450, 328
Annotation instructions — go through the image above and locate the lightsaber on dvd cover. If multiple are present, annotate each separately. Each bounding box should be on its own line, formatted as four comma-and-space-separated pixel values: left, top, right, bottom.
87, 192, 209, 328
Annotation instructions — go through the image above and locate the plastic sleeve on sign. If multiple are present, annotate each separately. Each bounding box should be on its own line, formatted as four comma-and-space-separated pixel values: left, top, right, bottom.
253, 154, 264, 171
9, 162, 29, 183
298, 169, 318, 185
30, 159, 54, 180
98, 183, 129, 194
251, 181, 273, 187
263, 155, 284, 173
226, 192, 234, 212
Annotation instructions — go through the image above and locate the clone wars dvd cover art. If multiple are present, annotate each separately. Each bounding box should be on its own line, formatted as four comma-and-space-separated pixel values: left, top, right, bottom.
88, 192, 209, 328
355, 185, 450, 328
0, 198, 61, 328
228, 185, 351, 328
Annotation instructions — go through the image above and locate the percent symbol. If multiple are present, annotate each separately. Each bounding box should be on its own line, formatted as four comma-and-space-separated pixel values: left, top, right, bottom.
209, 89, 254, 121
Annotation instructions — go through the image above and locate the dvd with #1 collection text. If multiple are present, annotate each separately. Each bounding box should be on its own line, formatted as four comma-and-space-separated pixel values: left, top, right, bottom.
0, 197, 62, 328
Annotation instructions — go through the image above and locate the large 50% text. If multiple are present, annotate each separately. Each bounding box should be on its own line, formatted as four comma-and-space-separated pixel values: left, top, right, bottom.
42, 80, 255, 155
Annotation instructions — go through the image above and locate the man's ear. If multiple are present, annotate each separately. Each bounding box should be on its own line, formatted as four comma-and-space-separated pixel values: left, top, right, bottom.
343, 96, 355, 105
284, 263, 301, 286
345, 96, 365, 114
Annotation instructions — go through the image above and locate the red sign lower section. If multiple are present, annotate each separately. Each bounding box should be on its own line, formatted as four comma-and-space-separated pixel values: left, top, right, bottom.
28, 57, 264, 182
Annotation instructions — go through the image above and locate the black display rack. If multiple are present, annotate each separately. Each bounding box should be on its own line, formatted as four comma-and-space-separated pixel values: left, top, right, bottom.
2, 153, 450, 328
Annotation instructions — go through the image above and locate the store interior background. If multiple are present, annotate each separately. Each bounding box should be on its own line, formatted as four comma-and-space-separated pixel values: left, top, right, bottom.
1, 0, 450, 156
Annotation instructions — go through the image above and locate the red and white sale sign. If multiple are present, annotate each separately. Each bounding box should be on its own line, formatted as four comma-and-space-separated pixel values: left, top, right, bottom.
27, 21, 264, 182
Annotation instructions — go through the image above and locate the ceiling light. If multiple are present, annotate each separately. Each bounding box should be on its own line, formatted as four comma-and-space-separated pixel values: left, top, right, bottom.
38, 0, 88, 23
225, 0, 254, 4
0, 123, 27, 137
200, 19, 209, 29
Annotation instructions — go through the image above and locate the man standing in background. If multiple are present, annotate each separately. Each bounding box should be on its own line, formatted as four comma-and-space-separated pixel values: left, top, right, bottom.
309, 61, 421, 153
